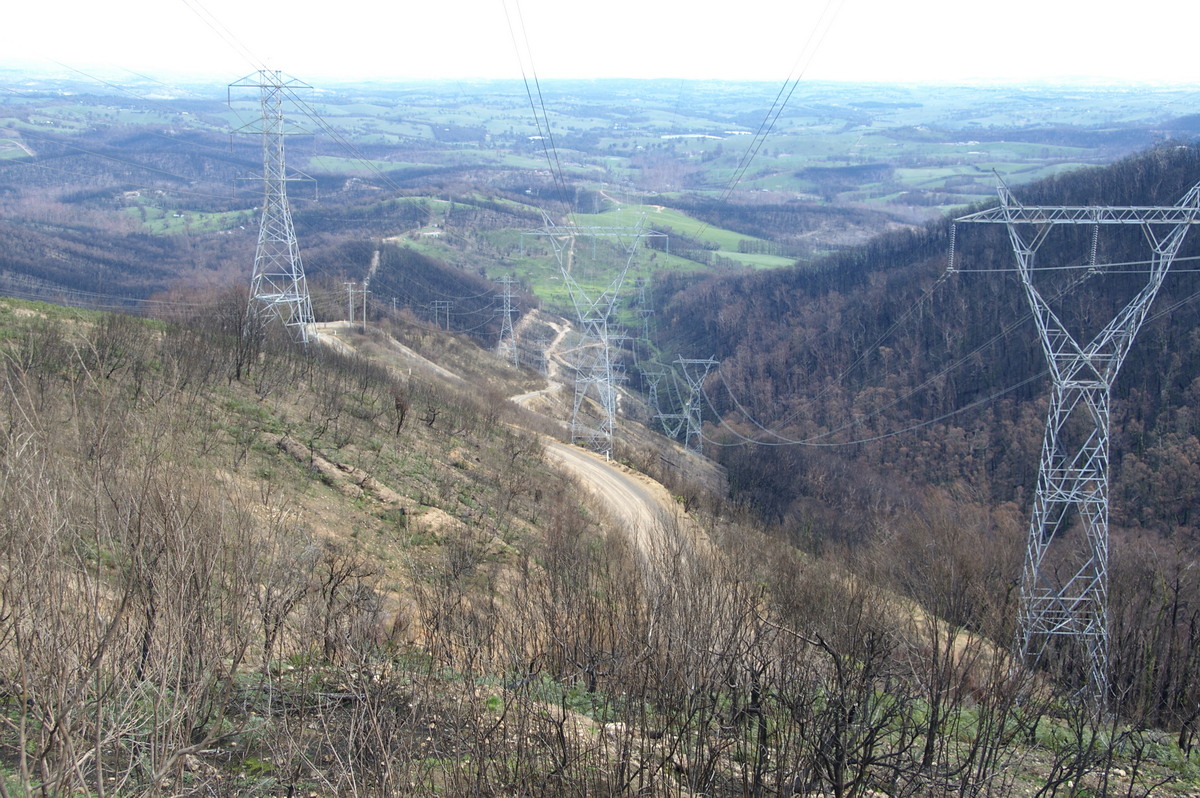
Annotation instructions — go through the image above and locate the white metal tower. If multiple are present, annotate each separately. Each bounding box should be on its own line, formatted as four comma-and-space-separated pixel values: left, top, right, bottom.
531, 218, 647, 458
496, 274, 519, 367
955, 180, 1200, 704
232, 70, 315, 344
677, 357, 719, 452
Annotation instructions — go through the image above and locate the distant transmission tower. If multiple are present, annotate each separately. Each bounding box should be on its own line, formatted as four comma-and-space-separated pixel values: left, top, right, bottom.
495, 274, 519, 367
646, 369, 687, 441
531, 335, 550, 375
231, 70, 315, 344
632, 277, 657, 366
677, 357, 718, 451
955, 180, 1200, 706
528, 217, 654, 458
429, 300, 452, 330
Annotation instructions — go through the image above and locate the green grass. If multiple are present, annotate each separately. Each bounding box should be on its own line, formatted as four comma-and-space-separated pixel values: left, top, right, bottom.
122, 203, 255, 235
0, 137, 33, 159
477, 217, 723, 315
569, 203, 793, 268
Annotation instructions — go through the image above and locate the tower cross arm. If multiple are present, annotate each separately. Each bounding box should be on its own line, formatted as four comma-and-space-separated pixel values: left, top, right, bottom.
957, 179, 1200, 225
955, 205, 1200, 225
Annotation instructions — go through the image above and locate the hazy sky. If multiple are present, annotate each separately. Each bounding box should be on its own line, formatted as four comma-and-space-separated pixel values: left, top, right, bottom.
3, 0, 1199, 86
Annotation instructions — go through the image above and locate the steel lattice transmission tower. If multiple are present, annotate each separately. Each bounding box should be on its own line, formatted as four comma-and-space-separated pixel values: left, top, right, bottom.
677, 357, 718, 452
495, 275, 519, 367
528, 217, 652, 458
646, 370, 685, 440
956, 180, 1200, 705
232, 70, 315, 344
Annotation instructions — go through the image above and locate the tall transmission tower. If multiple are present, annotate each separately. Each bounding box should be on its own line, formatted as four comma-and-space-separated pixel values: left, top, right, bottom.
529, 218, 651, 458
677, 357, 718, 452
631, 277, 656, 365
955, 180, 1200, 705
495, 274, 519, 367
231, 70, 315, 344
646, 369, 687, 440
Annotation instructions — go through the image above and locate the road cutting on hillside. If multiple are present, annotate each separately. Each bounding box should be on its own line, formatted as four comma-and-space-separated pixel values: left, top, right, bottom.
312, 314, 709, 564
507, 315, 710, 563
542, 439, 690, 560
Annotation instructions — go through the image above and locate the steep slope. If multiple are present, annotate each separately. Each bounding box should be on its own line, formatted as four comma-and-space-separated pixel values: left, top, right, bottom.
657, 144, 1200, 535
1, 295, 1197, 795
654, 142, 1200, 730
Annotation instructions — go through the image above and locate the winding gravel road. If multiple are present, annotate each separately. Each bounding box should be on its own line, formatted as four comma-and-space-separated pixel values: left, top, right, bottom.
541, 440, 669, 557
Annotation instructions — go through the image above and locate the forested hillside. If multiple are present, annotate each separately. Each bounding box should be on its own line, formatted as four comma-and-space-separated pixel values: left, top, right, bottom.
653, 143, 1200, 730
4, 74, 1200, 794
659, 144, 1200, 534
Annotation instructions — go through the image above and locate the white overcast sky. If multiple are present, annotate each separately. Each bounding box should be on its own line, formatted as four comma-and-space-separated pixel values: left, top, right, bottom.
2, 0, 1198, 86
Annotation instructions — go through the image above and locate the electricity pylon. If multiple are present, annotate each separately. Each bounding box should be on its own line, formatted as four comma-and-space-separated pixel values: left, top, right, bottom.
677, 357, 718, 451
631, 277, 655, 365
646, 369, 687, 440
231, 70, 314, 344
532, 216, 648, 459
496, 275, 519, 367
430, 300, 452, 330
955, 180, 1200, 706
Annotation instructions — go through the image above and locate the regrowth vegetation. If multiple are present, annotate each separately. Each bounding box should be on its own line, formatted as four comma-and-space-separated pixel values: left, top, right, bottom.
0, 296, 1196, 796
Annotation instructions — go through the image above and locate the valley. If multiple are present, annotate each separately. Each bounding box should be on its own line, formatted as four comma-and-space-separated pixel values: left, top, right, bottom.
0, 68, 1199, 795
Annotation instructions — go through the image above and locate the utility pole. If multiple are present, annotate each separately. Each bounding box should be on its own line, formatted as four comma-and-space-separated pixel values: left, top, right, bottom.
362, 251, 376, 334
359, 285, 370, 333
343, 281, 369, 331
955, 180, 1200, 707
344, 281, 356, 326
495, 274, 519, 367
231, 70, 314, 344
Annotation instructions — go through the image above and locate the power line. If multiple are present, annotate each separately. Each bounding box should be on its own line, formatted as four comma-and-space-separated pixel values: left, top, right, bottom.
3, 126, 240, 190
956, 179, 1200, 708
178, 0, 266, 74
701, 371, 1048, 449
704, 247, 1116, 448
699, 278, 1200, 450
502, 0, 572, 219
719, 0, 844, 204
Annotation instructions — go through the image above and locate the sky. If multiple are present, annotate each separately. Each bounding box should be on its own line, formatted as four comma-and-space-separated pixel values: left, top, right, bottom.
2, 0, 1199, 86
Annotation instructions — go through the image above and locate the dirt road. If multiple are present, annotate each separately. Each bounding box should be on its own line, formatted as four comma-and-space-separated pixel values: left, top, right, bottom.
509, 314, 705, 560
320, 310, 701, 563
542, 440, 671, 557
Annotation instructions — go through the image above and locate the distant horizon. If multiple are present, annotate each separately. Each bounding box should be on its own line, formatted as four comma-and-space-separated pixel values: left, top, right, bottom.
4, 62, 1199, 93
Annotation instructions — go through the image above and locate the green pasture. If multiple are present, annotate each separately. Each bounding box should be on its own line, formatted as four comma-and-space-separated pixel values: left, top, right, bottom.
569, 203, 788, 265
468, 203, 780, 315
123, 204, 255, 235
